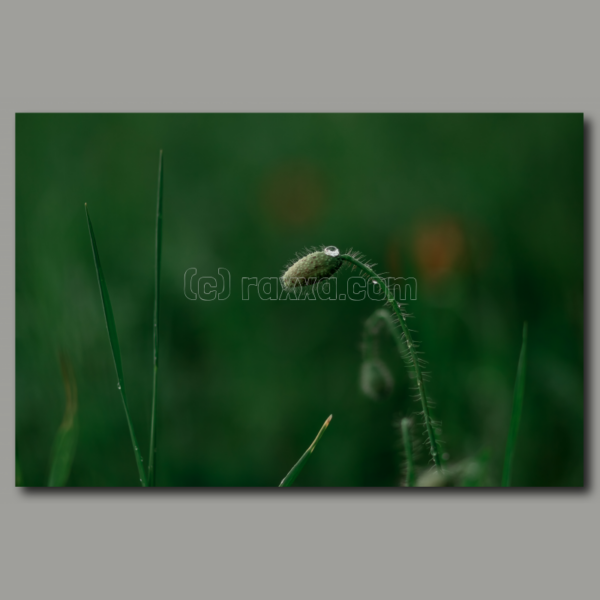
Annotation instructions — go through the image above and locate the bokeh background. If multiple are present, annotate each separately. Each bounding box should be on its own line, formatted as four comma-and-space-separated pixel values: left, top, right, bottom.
16, 114, 584, 486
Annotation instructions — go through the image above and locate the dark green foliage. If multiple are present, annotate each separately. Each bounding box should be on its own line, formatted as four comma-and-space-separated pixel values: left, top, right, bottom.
15, 115, 583, 486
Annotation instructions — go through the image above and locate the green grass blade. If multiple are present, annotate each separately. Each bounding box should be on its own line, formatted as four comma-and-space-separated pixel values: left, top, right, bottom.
400, 418, 415, 487
148, 150, 163, 487
48, 356, 79, 487
85, 204, 148, 487
279, 415, 332, 487
502, 322, 528, 487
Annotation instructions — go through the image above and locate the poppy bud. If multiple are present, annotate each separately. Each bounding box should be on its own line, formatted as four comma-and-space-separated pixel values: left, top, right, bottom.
281, 246, 343, 290
360, 358, 394, 401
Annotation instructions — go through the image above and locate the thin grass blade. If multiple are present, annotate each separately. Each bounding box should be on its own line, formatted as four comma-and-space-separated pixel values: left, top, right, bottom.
502, 322, 528, 487
279, 415, 332, 487
48, 356, 79, 486
148, 150, 163, 487
85, 204, 148, 487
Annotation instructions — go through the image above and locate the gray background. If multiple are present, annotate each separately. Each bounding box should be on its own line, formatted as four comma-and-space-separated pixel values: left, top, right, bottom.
1, 1, 597, 598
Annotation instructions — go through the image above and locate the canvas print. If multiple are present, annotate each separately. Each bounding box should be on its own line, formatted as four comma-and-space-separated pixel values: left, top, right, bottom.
15, 114, 584, 487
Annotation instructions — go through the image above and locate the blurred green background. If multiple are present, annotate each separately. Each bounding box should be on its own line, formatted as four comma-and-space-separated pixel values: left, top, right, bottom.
16, 114, 584, 487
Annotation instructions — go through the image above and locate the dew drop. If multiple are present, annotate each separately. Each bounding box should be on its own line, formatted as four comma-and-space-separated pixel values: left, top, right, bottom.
117, 383, 121, 390
324, 246, 340, 257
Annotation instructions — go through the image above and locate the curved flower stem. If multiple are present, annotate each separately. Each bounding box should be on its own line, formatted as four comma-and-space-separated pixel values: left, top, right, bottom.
341, 254, 442, 471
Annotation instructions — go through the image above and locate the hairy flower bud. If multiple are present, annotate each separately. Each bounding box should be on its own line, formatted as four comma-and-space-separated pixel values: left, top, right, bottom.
281, 246, 343, 290
360, 358, 394, 401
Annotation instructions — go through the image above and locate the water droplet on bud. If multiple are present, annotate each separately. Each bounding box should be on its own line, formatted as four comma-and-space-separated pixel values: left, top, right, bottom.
324, 246, 339, 257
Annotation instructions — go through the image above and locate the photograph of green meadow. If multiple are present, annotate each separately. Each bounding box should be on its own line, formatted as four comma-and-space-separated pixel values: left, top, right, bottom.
16, 114, 584, 487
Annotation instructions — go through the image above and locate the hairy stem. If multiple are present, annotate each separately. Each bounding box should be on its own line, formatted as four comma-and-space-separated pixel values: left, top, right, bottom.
341, 254, 442, 470
401, 418, 416, 487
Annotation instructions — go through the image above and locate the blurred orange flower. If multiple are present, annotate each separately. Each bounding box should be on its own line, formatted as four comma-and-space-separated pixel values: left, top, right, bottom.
414, 218, 465, 282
